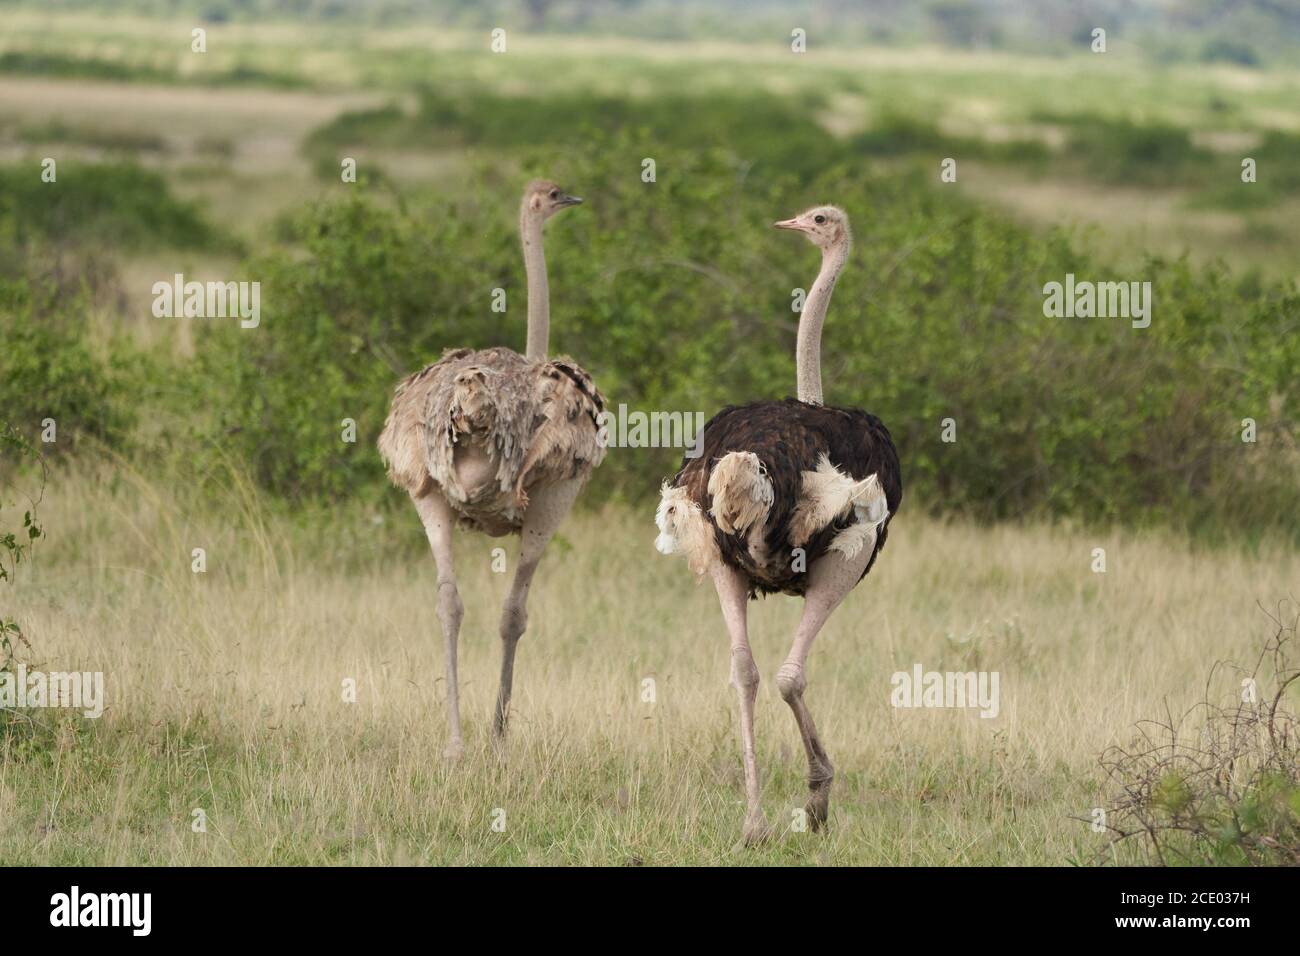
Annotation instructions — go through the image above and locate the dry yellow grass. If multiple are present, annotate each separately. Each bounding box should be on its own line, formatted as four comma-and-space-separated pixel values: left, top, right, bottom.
2, 461, 1294, 864
0, 78, 378, 163
955, 161, 1300, 277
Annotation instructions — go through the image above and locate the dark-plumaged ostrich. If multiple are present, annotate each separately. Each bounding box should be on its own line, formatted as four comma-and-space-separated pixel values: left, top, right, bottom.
655, 205, 902, 843
378, 180, 605, 759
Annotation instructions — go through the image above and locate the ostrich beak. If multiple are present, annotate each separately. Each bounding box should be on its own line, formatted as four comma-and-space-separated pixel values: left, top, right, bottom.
557, 194, 583, 207
773, 218, 803, 231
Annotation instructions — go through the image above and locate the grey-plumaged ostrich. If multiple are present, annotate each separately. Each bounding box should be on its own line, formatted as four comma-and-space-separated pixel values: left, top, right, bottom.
655, 206, 902, 843
378, 180, 605, 758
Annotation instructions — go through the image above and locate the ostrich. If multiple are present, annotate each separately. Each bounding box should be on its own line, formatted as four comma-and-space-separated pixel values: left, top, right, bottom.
378, 179, 605, 759
654, 205, 901, 844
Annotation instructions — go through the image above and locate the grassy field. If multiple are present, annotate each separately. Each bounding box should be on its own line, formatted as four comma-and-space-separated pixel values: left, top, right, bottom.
2, 9, 1297, 866
2, 463, 1294, 865
4, 12, 1300, 275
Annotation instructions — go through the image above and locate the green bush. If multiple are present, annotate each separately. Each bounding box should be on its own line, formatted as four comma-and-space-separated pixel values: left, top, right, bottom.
0, 95, 1292, 540
0, 50, 306, 89
11, 120, 169, 154
306, 88, 845, 180
852, 111, 1050, 163
853, 112, 957, 156
0, 281, 136, 456
191, 130, 1300, 538
0, 161, 235, 253
1187, 129, 1300, 211
0, 51, 168, 83
1200, 38, 1261, 68
1059, 114, 1210, 185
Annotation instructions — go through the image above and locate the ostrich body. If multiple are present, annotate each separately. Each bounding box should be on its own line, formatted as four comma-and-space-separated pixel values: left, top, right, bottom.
655, 206, 901, 843
378, 180, 604, 757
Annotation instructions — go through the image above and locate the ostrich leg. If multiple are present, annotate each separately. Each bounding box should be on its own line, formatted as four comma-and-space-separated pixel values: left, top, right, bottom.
712, 562, 772, 845
492, 477, 584, 739
413, 489, 465, 760
776, 539, 877, 830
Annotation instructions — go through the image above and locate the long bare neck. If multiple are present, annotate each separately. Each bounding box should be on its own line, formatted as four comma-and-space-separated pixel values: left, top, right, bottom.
796, 240, 849, 405
521, 210, 549, 361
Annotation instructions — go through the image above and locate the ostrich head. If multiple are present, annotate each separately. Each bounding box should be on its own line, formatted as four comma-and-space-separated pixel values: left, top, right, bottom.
774, 205, 851, 251
522, 179, 583, 222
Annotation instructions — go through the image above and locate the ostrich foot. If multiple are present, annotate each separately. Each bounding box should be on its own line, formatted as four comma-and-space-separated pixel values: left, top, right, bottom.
806, 775, 833, 832
443, 739, 464, 762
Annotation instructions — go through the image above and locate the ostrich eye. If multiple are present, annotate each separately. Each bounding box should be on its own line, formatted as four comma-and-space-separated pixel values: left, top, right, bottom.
549, 190, 559, 199
814, 214, 826, 224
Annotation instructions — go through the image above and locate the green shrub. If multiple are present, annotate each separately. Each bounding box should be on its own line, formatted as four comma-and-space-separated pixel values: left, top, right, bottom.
0, 161, 235, 252
0, 51, 167, 83
1188, 129, 1300, 211
852, 111, 1050, 163
306, 89, 846, 180
1064, 115, 1208, 185
191, 130, 1300, 539
0, 50, 306, 89
1200, 38, 1261, 68
853, 112, 957, 156
0, 281, 136, 456
13, 121, 169, 154
0, 98, 1290, 541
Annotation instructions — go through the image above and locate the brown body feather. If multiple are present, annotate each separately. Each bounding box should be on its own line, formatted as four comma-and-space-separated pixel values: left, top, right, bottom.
378, 346, 605, 536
